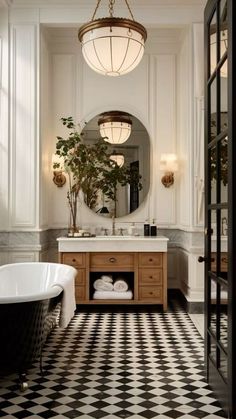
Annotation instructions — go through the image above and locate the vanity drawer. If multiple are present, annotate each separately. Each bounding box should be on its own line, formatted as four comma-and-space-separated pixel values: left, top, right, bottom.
139, 286, 162, 301
75, 286, 86, 302
90, 253, 134, 269
139, 253, 162, 267
75, 269, 86, 286
62, 252, 85, 267
139, 269, 162, 285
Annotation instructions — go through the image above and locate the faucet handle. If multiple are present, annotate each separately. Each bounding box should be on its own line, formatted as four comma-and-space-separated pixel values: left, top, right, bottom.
101, 227, 108, 236
118, 228, 124, 236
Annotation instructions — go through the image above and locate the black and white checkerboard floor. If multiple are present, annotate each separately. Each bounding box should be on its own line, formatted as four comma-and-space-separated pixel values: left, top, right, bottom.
0, 302, 227, 418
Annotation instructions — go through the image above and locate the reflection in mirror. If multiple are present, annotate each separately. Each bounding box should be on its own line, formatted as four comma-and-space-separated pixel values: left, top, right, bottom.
82, 112, 150, 218
220, 283, 228, 350
220, 0, 228, 61
210, 279, 217, 336
210, 10, 217, 76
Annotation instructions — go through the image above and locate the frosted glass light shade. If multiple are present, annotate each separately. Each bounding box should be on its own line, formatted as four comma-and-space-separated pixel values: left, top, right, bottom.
78, 18, 147, 77
98, 111, 132, 144
52, 153, 65, 171
110, 153, 125, 167
160, 154, 178, 172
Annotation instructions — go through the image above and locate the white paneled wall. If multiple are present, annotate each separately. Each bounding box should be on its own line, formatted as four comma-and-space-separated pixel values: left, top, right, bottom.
10, 24, 39, 229
177, 28, 193, 229
0, 7, 9, 229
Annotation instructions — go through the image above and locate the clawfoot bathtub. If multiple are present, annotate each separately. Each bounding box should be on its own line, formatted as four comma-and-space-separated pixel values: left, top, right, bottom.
0, 262, 77, 390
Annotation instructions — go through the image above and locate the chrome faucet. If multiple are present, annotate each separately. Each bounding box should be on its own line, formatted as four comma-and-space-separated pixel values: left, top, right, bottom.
112, 216, 116, 236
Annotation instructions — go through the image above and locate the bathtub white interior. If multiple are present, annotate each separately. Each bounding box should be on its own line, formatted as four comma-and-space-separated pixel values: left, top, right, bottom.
0, 263, 76, 303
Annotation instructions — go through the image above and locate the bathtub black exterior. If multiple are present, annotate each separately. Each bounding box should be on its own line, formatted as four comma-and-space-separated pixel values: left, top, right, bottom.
0, 293, 62, 376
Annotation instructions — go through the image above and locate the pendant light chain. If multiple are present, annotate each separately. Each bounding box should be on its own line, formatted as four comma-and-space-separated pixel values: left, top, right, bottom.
109, 0, 115, 17
124, 0, 135, 20
91, 0, 102, 21
91, 0, 135, 21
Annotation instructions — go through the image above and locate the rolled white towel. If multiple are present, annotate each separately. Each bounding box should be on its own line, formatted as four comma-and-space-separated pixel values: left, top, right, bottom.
93, 279, 114, 291
101, 275, 113, 283
113, 279, 128, 292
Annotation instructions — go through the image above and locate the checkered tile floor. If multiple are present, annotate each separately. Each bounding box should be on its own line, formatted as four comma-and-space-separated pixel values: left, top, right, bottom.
0, 301, 227, 418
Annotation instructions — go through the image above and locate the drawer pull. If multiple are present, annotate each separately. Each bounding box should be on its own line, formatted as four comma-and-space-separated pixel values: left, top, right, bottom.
109, 257, 116, 263
72, 259, 76, 262
149, 276, 153, 279
149, 258, 153, 262
149, 292, 153, 295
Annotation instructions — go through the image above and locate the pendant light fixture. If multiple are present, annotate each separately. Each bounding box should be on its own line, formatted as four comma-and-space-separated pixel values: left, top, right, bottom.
98, 111, 132, 144
78, 0, 147, 77
110, 150, 125, 167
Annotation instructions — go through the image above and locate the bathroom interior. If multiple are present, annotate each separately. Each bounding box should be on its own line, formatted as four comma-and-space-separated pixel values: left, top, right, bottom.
0, 0, 231, 418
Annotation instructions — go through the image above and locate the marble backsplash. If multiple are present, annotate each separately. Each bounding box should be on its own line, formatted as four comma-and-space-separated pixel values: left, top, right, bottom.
0, 228, 204, 255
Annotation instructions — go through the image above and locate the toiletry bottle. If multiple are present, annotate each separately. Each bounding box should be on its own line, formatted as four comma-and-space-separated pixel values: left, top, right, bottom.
144, 220, 150, 236
150, 219, 157, 236
128, 222, 136, 236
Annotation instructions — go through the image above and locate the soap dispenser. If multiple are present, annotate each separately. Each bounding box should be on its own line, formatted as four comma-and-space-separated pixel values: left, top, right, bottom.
150, 219, 157, 236
144, 220, 150, 236
128, 222, 136, 236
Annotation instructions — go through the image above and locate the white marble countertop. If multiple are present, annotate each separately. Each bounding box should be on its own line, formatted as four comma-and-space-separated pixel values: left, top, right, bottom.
57, 236, 169, 252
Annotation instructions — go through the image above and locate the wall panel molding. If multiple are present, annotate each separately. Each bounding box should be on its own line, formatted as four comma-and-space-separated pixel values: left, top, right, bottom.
10, 23, 38, 228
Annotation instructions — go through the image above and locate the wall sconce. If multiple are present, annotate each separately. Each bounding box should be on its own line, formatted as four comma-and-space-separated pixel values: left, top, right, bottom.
52, 154, 66, 187
160, 153, 178, 188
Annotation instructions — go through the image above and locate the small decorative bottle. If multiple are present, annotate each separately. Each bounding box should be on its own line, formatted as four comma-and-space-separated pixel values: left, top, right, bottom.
150, 219, 157, 236
144, 220, 150, 236
128, 223, 136, 236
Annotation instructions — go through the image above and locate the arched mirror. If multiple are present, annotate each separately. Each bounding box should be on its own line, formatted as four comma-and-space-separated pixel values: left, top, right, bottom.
82, 111, 150, 218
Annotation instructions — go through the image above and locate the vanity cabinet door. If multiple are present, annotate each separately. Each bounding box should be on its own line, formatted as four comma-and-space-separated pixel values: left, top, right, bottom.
90, 252, 134, 269
61, 253, 86, 302
62, 252, 86, 267
139, 286, 162, 301
139, 269, 162, 285
138, 253, 162, 267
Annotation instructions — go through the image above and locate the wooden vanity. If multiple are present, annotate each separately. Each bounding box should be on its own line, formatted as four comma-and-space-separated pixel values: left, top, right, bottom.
58, 236, 168, 310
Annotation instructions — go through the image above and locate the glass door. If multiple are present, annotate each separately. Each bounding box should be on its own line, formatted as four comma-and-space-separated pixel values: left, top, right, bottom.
203, 0, 236, 416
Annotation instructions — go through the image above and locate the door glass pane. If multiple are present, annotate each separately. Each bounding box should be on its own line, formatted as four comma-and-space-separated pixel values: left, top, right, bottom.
220, 65, 228, 131
210, 78, 217, 141
211, 210, 217, 274
220, 209, 228, 279
210, 279, 217, 335
220, 283, 228, 349
220, 137, 228, 202
210, 148, 217, 204
219, 350, 228, 381
210, 10, 217, 75
210, 335, 217, 365
220, 0, 228, 60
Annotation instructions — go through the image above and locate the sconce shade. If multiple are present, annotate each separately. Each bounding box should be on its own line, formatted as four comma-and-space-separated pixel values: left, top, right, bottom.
52, 153, 65, 171
110, 151, 125, 167
52, 154, 66, 187
78, 17, 147, 77
160, 153, 178, 173
160, 153, 178, 188
98, 111, 132, 144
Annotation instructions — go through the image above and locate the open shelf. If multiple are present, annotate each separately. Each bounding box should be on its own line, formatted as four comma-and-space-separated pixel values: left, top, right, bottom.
90, 272, 134, 300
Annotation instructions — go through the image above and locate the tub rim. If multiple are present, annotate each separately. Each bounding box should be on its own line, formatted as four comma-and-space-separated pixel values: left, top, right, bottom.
0, 262, 76, 304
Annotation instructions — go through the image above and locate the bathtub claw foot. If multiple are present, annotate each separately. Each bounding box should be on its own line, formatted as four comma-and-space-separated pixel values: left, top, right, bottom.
18, 374, 28, 392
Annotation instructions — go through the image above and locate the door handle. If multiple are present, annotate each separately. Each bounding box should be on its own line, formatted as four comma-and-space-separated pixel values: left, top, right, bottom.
198, 256, 207, 263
